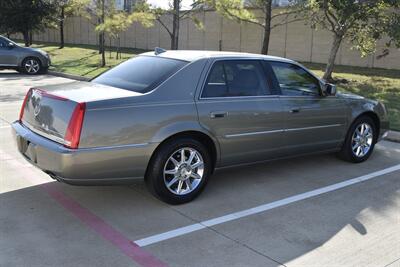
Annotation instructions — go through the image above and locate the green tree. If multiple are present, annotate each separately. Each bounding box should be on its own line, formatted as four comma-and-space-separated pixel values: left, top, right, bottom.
149, 0, 204, 50
96, 8, 154, 60
56, 0, 90, 49
208, 0, 303, 54
0, 0, 57, 47
86, 0, 114, 66
303, 0, 400, 82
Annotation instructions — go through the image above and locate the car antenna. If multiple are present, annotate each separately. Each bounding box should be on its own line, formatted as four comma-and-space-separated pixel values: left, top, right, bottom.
155, 47, 167, 55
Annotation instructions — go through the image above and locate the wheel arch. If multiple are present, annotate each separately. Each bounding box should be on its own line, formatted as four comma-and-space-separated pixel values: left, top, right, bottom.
146, 129, 220, 177
350, 111, 380, 142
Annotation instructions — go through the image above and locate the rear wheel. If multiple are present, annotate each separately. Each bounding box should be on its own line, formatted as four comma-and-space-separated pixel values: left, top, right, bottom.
338, 116, 376, 163
21, 57, 41, 75
145, 138, 212, 204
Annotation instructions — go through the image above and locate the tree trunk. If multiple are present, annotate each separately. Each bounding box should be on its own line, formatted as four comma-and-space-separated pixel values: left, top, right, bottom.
323, 33, 343, 82
100, 0, 106, 67
99, 32, 103, 54
22, 31, 29, 47
117, 37, 121, 59
29, 31, 33, 46
101, 34, 106, 67
261, 0, 272, 55
171, 0, 180, 50
59, 6, 65, 49
109, 38, 112, 59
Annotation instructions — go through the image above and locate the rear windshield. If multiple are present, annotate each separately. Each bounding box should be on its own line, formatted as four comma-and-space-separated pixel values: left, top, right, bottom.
92, 56, 188, 93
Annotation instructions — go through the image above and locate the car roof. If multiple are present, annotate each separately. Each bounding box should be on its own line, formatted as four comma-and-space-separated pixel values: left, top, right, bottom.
141, 50, 296, 63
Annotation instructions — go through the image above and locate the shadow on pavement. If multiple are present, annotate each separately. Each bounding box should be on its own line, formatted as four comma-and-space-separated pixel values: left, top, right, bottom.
1, 145, 399, 266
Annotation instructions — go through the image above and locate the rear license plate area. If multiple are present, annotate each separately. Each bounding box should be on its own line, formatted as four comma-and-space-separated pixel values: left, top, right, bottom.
18, 136, 37, 163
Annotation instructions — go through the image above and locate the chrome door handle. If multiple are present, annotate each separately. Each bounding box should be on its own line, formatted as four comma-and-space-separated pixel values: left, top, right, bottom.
210, 111, 227, 118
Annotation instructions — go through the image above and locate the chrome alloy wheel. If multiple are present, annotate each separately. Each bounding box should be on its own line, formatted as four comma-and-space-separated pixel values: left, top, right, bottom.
163, 147, 204, 195
351, 122, 373, 158
25, 59, 40, 74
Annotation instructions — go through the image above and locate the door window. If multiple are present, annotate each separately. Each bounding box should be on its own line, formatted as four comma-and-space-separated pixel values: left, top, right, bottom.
270, 62, 321, 96
202, 60, 271, 98
0, 38, 7, 48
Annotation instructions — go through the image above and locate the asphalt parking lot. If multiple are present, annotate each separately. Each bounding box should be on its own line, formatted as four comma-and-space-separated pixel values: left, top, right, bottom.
1, 70, 400, 267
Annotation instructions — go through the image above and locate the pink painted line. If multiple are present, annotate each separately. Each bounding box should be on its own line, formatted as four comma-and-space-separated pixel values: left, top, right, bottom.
2, 150, 167, 267
41, 183, 167, 267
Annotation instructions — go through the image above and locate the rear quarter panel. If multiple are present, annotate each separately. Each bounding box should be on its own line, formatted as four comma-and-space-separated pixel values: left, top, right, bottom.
79, 58, 210, 148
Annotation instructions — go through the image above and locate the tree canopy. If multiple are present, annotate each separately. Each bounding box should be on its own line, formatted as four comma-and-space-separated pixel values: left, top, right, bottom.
0, 0, 57, 46
303, 0, 400, 80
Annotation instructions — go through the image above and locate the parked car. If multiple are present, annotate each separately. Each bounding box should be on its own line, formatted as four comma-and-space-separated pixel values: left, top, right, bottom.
12, 49, 389, 204
0, 35, 50, 74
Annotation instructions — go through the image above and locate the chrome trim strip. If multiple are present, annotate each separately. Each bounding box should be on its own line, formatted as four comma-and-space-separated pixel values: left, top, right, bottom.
225, 129, 284, 138
285, 124, 342, 132
207, 82, 226, 85
22, 120, 67, 145
224, 124, 342, 138
78, 143, 150, 152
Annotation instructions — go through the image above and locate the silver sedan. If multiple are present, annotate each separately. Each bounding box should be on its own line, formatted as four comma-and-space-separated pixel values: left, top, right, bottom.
12, 49, 389, 204
0, 35, 51, 74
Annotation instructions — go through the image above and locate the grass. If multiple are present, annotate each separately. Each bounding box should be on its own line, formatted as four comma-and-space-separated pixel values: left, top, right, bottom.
27, 42, 147, 78
21, 42, 400, 131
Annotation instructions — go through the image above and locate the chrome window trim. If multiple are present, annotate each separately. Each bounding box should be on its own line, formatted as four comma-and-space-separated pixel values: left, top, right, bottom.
224, 124, 343, 138
198, 58, 277, 100
200, 95, 280, 101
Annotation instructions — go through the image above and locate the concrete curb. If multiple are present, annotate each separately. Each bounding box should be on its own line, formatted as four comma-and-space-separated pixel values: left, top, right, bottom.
385, 131, 400, 143
48, 71, 90, 81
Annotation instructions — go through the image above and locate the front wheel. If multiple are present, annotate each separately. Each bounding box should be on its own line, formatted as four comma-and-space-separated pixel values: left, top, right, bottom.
338, 116, 376, 163
145, 138, 212, 204
21, 57, 41, 75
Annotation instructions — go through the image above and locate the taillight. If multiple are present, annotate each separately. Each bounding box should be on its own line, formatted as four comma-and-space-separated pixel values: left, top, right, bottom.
19, 88, 32, 121
64, 102, 86, 149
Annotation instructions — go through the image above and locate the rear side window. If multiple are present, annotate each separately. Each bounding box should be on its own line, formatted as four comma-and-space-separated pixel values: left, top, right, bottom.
92, 56, 188, 93
269, 62, 321, 96
202, 60, 271, 98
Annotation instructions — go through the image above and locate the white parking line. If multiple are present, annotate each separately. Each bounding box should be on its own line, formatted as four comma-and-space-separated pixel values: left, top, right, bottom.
0, 125, 11, 129
134, 164, 400, 247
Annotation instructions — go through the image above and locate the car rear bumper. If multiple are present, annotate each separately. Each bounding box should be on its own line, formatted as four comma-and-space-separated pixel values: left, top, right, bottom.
12, 121, 157, 184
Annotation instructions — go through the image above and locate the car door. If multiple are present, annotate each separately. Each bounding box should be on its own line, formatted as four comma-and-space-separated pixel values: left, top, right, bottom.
0, 37, 18, 66
196, 59, 285, 166
267, 61, 347, 154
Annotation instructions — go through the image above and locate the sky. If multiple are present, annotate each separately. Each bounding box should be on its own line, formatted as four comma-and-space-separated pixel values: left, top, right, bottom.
146, 0, 195, 9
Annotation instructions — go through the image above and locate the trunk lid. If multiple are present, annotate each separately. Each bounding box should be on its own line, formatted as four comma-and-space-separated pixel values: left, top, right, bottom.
20, 81, 141, 147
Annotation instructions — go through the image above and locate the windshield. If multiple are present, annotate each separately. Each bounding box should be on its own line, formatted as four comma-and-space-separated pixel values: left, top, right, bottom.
92, 56, 188, 93
0, 36, 17, 46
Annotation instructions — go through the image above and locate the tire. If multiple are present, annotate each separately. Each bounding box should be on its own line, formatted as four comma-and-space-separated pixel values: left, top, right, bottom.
338, 116, 376, 163
145, 138, 212, 204
21, 57, 41, 75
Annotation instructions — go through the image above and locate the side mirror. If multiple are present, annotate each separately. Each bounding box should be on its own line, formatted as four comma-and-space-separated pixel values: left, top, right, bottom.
323, 83, 336, 96
8, 42, 15, 49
